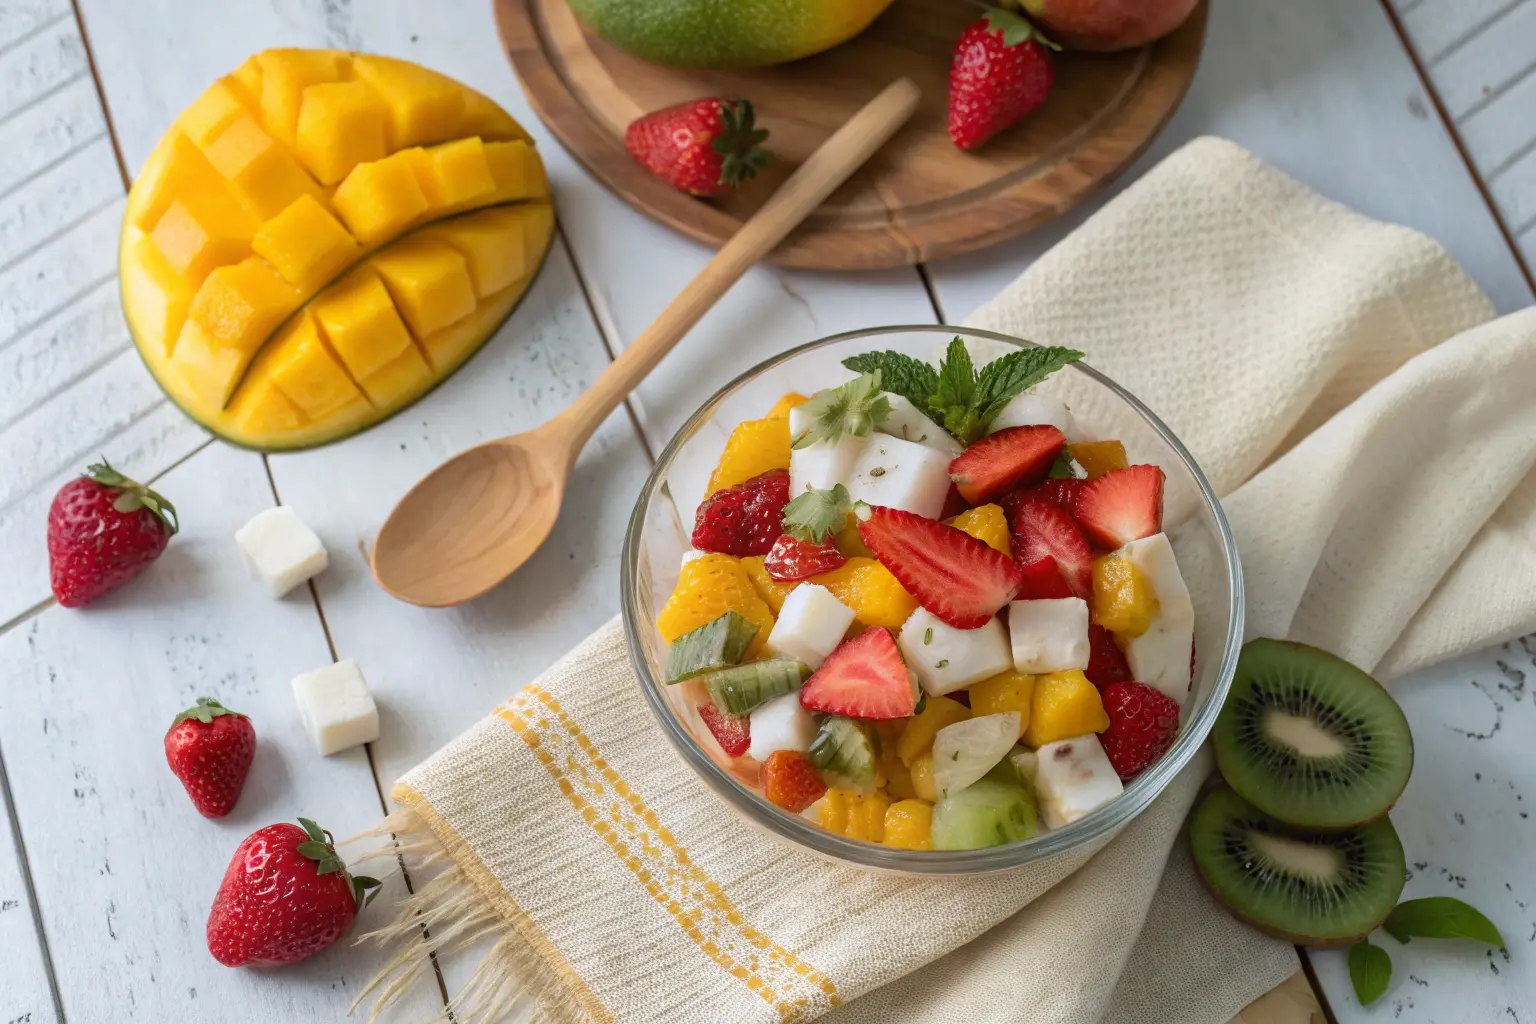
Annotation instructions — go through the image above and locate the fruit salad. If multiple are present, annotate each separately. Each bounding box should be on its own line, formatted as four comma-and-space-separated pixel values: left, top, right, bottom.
655, 339, 1196, 851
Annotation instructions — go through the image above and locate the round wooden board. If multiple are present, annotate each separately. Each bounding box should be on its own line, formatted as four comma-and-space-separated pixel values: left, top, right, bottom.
494, 0, 1206, 270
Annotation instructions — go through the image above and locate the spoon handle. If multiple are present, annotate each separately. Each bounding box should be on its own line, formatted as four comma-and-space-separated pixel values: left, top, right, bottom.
553, 77, 922, 453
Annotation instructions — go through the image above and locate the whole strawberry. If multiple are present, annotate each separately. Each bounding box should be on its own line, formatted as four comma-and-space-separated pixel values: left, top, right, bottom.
1098, 681, 1180, 781
624, 97, 770, 196
207, 818, 381, 968
48, 460, 178, 608
165, 698, 256, 818
691, 468, 790, 556
949, 9, 1058, 151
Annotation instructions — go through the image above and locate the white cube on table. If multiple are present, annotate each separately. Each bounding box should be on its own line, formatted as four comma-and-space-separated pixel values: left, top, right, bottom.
1034, 734, 1124, 829
1118, 533, 1196, 704
292, 659, 380, 755
845, 435, 953, 519
1009, 597, 1091, 673
898, 607, 1012, 696
235, 506, 328, 598
766, 583, 855, 670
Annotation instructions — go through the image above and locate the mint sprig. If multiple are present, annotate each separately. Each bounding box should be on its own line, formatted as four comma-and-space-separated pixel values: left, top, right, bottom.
782, 484, 853, 544
1347, 895, 1505, 1006
840, 351, 938, 413
791, 373, 891, 450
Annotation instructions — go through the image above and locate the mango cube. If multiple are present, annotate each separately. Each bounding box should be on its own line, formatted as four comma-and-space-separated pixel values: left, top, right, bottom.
187, 259, 303, 361
414, 137, 495, 211
332, 151, 429, 244
369, 237, 476, 338
295, 81, 388, 185
122, 236, 194, 357
228, 55, 263, 108
424, 205, 536, 298
311, 269, 414, 380
484, 140, 547, 202
149, 194, 254, 286
946, 503, 1011, 555
882, 799, 934, 850
252, 194, 360, 293
1070, 440, 1129, 479
1092, 554, 1160, 637
357, 344, 432, 408
201, 116, 327, 221
1024, 670, 1109, 749
738, 555, 798, 615
169, 320, 251, 407
178, 79, 249, 147
227, 378, 307, 437
817, 787, 890, 842
265, 312, 365, 419
351, 55, 465, 149
257, 48, 348, 145
969, 670, 1036, 738
131, 134, 231, 233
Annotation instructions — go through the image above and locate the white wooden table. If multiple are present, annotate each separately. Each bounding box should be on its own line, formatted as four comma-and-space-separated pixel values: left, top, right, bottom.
0, 1, 1532, 1021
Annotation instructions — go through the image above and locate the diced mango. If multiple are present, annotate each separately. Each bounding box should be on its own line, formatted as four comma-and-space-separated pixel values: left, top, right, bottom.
351, 55, 466, 150
1071, 440, 1129, 479
264, 312, 365, 419
178, 79, 249, 148
149, 193, 255, 286
896, 694, 970, 766
969, 671, 1036, 738
1024, 670, 1109, 748
227, 377, 307, 437
414, 137, 495, 211
369, 237, 477, 338
168, 320, 251, 407
311, 268, 414, 381
818, 787, 890, 842
228, 55, 263, 109
121, 236, 193, 357
423, 205, 540, 298
484, 140, 548, 202
909, 752, 938, 802
458, 88, 532, 143
766, 392, 810, 419
739, 555, 798, 615
882, 799, 934, 850
252, 194, 361, 294
357, 344, 433, 408
707, 417, 791, 494
879, 749, 917, 800
187, 259, 303, 362
946, 503, 1010, 555
1092, 554, 1160, 637
200, 115, 328, 221
130, 134, 232, 233
295, 81, 389, 185
331, 150, 430, 244
256, 48, 348, 145
812, 557, 917, 630
833, 520, 873, 558
656, 553, 775, 658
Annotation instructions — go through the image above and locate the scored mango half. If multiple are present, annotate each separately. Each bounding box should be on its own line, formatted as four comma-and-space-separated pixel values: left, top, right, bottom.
120, 48, 556, 450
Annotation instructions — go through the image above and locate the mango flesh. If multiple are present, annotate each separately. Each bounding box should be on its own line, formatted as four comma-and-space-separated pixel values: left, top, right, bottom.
120, 48, 554, 450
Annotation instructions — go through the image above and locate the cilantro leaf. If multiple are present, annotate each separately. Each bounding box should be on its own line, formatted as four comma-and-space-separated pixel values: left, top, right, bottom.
791, 373, 891, 450
1382, 897, 1505, 947
974, 346, 1085, 429
1348, 940, 1391, 1005
782, 485, 853, 544
840, 352, 938, 414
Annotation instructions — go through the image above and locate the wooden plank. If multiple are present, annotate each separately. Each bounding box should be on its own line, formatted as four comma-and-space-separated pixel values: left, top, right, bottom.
1430, 0, 1536, 118
1458, 68, 1536, 176
0, 764, 59, 1024
0, 61, 102, 197
0, 279, 125, 432
0, 196, 117, 346
0, 136, 121, 267
0, 442, 441, 1023
1401, 0, 1527, 63
0, 12, 86, 123
925, 0, 1536, 321
1491, 146, 1536, 235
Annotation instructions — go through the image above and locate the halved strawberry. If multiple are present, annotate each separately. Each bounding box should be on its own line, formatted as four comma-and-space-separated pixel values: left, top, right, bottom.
1016, 554, 1074, 599
857, 505, 1023, 628
799, 627, 917, 720
1007, 494, 1092, 598
1034, 477, 1084, 516
1073, 465, 1164, 549
697, 703, 750, 757
939, 482, 970, 520
764, 535, 846, 581
691, 469, 790, 556
948, 425, 1065, 505
1086, 624, 1133, 689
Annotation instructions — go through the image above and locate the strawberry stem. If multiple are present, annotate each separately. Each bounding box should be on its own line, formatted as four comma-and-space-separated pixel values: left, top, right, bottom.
172, 696, 245, 726
87, 458, 180, 535
712, 99, 771, 188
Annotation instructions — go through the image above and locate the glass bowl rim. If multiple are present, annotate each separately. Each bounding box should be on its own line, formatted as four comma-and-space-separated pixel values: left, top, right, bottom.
621, 324, 1244, 874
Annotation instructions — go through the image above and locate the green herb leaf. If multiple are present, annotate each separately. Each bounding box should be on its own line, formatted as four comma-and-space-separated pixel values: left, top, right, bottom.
172, 696, 244, 726
914, 693, 928, 715
982, 7, 1061, 49
790, 373, 891, 450
841, 351, 939, 414
974, 346, 1084, 429
297, 817, 326, 844
296, 840, 333, 861
923, 627, 933, 646
782, 484, 854, 544
928, 339, 978, 441
351, 874, 384, 909
1382, 897, 1505, 947
1348, 940, 1391, 1005
1047, 451, 1077, 479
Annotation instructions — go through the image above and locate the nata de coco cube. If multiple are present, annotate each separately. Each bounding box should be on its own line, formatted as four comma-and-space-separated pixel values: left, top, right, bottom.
234, 505, 329, 598
1034, 733, 1124, 829
1117, 533, 1195, 704
898, 607, 1012, 696
765, 583, 855, 670
1009, 597, 1091, 673
292, 658, 379, 755
747, 691, 818, 762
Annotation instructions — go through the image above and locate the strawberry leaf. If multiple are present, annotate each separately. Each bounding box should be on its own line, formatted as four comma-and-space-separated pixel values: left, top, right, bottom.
982, 7, 1060, 49
88, 459, 179, 534
791, 373, 891, 449
297, 817, 327, 844
782, 485, 853, 543
172, 696, 243, 726
351, 874, 384, 909
713, 99, 771, 188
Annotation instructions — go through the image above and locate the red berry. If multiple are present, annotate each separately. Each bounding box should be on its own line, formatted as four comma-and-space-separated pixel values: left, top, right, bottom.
948, 425, 1065, 505
939, 482, 971, 520
1015, 554, 1075, 599
857, 505, 1022, 629
1098, 682, 1180, 780
948, 10, 1056, 151
1006, 494, 1092, 598
624, 97, 770, 196
799, 628, 916, 720
1086, 625, 1133, 689
698, 703, 751, 758
1073, 465, 1165, 550
165, 698, 256, 818
48, 461, 178, 608
762, 750, 827, 813
207, 819, 380, 968
691, 469, 790, 556
1032, 477, 1085, 516
764, 534, 847, 581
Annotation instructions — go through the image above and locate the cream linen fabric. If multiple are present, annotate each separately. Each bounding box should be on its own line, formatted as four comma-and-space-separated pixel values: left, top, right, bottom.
384, 136, 1536, 1024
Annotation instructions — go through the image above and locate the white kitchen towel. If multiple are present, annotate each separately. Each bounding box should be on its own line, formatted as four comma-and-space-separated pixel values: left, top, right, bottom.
360, 136, 1536, 1024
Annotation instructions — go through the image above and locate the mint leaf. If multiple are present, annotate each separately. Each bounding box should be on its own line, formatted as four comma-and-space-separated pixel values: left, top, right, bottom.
929, 338, 984, 443
791, 373, 891, 450
841, 351, 938, 414
782, 484, 854, 543
1047, 452, 1076, 479
1348, 940, 1391, 1005
974, 346, 1084, 429
1383, 897, 1505, 947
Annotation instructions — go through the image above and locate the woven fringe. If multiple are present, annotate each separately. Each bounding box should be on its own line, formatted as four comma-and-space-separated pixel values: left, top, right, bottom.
348, 809, 594, 1024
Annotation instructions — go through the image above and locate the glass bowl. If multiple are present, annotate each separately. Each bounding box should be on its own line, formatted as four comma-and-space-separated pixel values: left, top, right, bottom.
621, 326, 1242, 874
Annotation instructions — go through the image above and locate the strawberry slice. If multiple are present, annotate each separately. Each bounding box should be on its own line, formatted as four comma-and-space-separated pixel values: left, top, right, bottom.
1007, 493, 1092, 598
948, 425, 1066, 505
857, 505, 1023, 628
764, 535, 846, 581
1073, 465, 1165, 549
697, 703, 751, 757
691, 469, 790, 556
939, 482, 971, 520
1016, 554, 1074, 599
1034, 477, 1084, 516
799, 628, 916, 720
1086, 624, 1133, 689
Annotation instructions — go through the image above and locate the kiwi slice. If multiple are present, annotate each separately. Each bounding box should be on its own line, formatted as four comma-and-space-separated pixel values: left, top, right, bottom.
808, 716, 876, 790
1213, 638, 1412, 828
704, 659, 809, 715
665, 611, 759, 683
1189, 787, 1405, 947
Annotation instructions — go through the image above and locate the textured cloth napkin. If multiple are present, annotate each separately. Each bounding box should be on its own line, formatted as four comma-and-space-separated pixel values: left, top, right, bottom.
362, 137, 1536, 1024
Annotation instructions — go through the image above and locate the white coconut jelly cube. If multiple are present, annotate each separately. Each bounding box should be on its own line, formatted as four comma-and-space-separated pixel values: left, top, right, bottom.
986, 392, 1077, 440
747, 691, 818, 761
766, 583, 855, 670
898, 607, 1012, 696
878, 393, 962, 455
788, 405, 866, 495
845, 435, 953, 519
1118, 533, 1195, 704
292, 659, 379, 756
235, 506, 328, 598
1009, 597, 1091, 673
1034, 734, 1124, 829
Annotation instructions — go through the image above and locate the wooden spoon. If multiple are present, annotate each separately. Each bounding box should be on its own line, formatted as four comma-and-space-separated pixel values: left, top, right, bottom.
371, 78, 921, 606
